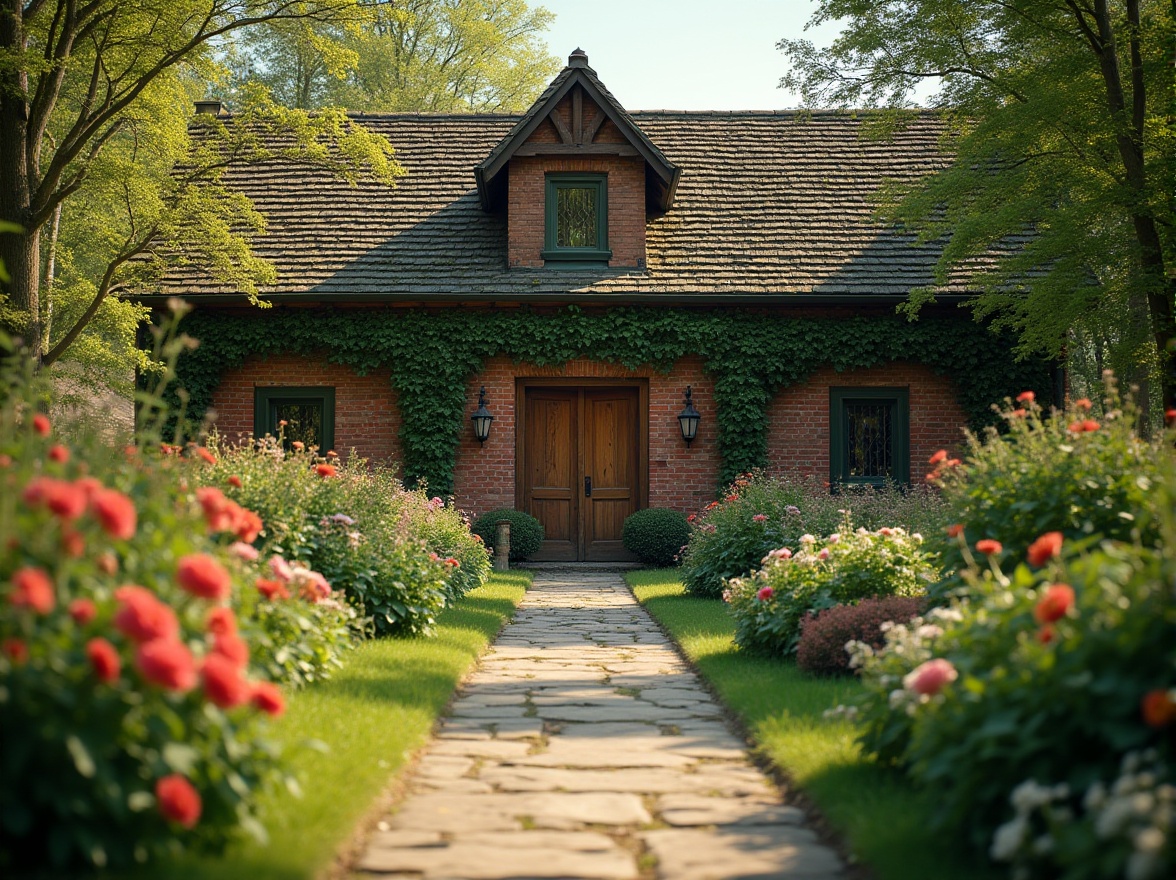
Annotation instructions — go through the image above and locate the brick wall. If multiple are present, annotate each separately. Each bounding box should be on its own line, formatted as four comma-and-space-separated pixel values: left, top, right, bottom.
507, 93, 646, 269
209, 354, 400, 464
452, 356, 719, 518
764, 361, 968, 484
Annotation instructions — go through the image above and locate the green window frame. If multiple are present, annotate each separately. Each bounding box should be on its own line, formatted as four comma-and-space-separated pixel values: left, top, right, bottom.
829, 387, 909, 487
254, 386, 336, 453
541, 173, 611, 265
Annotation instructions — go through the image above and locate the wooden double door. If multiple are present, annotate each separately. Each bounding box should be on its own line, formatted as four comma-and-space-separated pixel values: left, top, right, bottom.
518, 382, 646, 561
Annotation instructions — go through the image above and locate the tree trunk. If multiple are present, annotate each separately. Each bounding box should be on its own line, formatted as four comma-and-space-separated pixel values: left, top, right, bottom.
0, 0, 40, 359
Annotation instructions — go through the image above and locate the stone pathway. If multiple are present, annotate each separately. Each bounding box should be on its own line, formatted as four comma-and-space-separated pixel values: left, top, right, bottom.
355, 572, 846, 880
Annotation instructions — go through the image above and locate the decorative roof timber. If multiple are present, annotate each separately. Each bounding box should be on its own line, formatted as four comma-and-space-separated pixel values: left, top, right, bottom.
474, 49, 681, 214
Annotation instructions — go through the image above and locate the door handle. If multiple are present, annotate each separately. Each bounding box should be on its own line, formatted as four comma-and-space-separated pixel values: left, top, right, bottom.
584, 476, 592, 497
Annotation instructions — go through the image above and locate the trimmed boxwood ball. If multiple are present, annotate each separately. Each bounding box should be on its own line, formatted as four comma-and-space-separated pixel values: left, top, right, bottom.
471, 509, 545, 561
796, 595, 925, 677
622, 508, 691, 567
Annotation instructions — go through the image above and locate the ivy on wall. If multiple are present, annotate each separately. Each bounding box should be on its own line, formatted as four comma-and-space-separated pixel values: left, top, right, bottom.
167, 306, 1054, 496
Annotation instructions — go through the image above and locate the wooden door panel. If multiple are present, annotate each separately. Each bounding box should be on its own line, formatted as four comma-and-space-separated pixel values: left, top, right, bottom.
583, 390, 638, 560
524, 392, 577, 560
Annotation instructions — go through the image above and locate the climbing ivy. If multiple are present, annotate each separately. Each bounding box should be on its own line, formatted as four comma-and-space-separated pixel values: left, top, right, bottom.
166, 306, 1053, 495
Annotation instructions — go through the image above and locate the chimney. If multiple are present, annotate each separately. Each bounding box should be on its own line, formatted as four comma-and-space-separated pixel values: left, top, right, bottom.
194, 100, 223, 117
568, 48, 589, 68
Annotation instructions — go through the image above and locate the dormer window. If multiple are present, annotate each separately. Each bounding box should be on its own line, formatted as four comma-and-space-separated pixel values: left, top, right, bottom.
542, 173, 611, 264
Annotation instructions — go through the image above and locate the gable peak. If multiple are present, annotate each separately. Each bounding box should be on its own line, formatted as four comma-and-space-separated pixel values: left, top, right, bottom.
568, 48, 589, 68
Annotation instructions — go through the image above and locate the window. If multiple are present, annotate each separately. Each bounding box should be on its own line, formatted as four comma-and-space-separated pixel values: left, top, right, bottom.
829, 387, 909, 487
542, 173, 611, 264
254, 387, 335, 453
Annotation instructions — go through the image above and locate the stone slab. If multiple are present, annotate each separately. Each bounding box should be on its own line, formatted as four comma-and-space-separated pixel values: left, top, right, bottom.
641, 827, 844, 879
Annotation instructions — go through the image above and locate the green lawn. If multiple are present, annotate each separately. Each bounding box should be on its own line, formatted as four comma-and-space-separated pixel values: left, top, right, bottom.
627, 569, 999, 880
118, 571, 531, 880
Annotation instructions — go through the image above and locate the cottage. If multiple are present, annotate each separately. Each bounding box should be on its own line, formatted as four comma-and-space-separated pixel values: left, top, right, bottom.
152, 50, 1050, 561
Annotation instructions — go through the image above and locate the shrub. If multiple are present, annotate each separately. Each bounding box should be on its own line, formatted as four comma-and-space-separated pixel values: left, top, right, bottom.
725, 518, 934, 657
796, 596, 925, 677
470, 509, 544, 561
622, 508, 690, 566
679, 471, 946, 598
399, 493, 490, 601
924, 376, 1171, 602
0, 385, 304, 868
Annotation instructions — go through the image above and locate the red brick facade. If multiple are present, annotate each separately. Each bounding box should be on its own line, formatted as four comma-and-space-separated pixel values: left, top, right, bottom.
765, 361, 968, 484
209, 354, 401, 464
507, 93, 647, 269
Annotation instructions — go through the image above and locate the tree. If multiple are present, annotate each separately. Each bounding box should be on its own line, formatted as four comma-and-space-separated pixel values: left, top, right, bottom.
0, 0, 402, 370
229, 0, 560, 112
780, 1, 1176, 410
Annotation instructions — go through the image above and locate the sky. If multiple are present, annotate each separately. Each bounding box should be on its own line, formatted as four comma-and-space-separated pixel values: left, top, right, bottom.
536, 0, 843, 111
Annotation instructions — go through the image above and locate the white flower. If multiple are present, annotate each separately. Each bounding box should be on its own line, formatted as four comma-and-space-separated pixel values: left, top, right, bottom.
990, 817, 1028, 862
799, 533, 816, 545
1134, 827, 1165, 854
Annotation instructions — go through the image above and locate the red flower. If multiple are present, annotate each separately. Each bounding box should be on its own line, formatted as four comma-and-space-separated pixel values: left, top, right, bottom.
91, 489, 137, 540
687, 514, 696, 523
1034, 584, 1075, 624
756, 586, 774, 601
69, 598, 97, 625
904, 658, 958, 696
48, 444, 69, 463
315, 464, 337, 478
928, 449, 947, 465
0, 454, 10, 467
947, 524, 965, 538
176, 554, 231, 600
114, 585, 179, 642
256, 578, 290, 601
705, 501, 720, 511
444, 557, 460, 567
1166, 409, 1176, 425
1036, 625, 1056, 645
2, 638, 28, 664
233, 508, 263, 543
206, 606, 236, 636
975, 539, 1002, 556
74, 476, 103, 500
227, 475, 242, 488
32, 413, 51, 436
326, 450, 338, 459
1074, 398, 1092, 410
201, 653, 250, 708
9, 567, 55, 614
1010, 408, 1027, 418
725, 494, 738, 503
292, 441, 304, 451
26, 477, 88, 520
211, 632, 249, 669
1016, 391, 1035, 403
97, 553, 118, 575
87, 638, 121, 683
1068, 419, 1100, 433
195, 447, 216, 465
156, 775, 201, 828
752, 514, 767, 522
136, 639, 198, 691
945, 458, 961, 467
1026, 531, 1064, 567
61, 528, 85, 557
251, 681, 285, 717
1141, 690, 1176, 728
196, 487, 232, 530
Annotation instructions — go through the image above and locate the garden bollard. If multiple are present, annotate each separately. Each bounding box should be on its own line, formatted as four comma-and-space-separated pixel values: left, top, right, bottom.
494, 520, 511, 571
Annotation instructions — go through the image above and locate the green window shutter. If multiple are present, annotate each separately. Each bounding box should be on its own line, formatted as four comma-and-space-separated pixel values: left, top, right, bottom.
829, 387, 909, 487
254, 386, 336, 454
541, 173, 611, 264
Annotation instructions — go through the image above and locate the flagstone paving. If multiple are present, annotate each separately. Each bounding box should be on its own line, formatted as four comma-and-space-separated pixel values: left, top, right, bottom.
355, 571, 845, 880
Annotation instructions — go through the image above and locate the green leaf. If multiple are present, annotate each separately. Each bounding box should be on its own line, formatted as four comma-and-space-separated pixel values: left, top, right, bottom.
66, 736, 96, 779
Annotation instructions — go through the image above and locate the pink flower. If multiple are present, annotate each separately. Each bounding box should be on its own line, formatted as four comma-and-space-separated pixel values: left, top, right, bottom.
229, 541, 259, 561
903, 658, 958, 696
752, 514, 767, 522
1016, 391, 1035, 403
756, 586, 774, 601
928, 450, 947, 465
256, 578, 290, 601
817, 547, 830, 560
269, 555, 293, 583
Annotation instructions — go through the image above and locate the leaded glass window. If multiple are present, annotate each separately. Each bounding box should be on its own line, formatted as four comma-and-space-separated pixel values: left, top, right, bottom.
542, 174, 610, 263
254, 387, 336, 454
829, 388, 909, 487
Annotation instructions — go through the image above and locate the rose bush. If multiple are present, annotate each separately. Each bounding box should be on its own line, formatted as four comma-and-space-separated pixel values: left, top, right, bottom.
796, 595, 925, 677
724, 517, 935, 657
679, 472, 945, 598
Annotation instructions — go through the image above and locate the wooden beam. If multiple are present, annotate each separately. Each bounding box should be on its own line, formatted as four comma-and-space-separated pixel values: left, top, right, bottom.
573, 85, 583, 144
548, 109, 573, 144
583, 109, 606, 144
512, 143, 641, 157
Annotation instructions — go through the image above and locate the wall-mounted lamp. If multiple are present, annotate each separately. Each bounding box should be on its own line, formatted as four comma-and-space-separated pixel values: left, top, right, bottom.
471, 386, 494, 445
678, 386, 701, 446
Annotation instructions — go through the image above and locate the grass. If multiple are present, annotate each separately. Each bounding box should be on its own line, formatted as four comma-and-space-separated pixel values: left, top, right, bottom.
626, 569, 999, 880
116, 571, 531, 880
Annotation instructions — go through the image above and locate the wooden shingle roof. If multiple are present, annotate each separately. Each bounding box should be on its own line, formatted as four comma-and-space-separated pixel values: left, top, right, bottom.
151, 109, 964, 304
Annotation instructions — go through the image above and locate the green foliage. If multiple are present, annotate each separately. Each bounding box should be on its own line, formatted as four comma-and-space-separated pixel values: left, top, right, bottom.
780, 0, 1176, 400
680, 471, 947, 598
726, 519, 935, 657
622, 508, 690, 567
225, 0, 560, 112
168, 307, 1051, 498
925, 378, 1172, 602
201, 437, 486, 636
796, 596, 925, 677
471, 508, 544, 561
